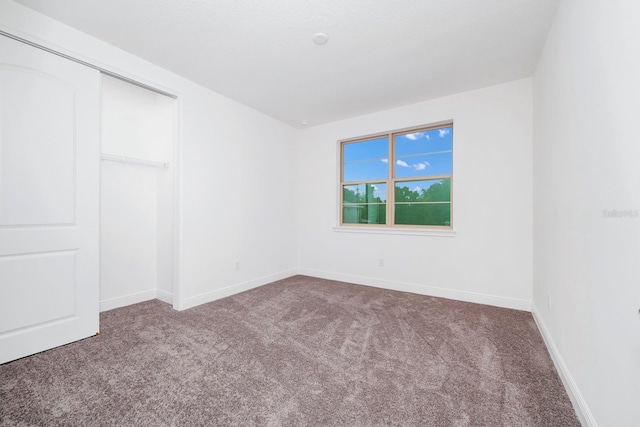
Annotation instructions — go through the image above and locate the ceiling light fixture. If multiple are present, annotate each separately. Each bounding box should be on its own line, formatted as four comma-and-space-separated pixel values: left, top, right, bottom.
301, 120, 309, 126
312, 33, 328, 45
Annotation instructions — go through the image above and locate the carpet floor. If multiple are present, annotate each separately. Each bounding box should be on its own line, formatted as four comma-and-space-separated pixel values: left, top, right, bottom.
0, 275, 580, 426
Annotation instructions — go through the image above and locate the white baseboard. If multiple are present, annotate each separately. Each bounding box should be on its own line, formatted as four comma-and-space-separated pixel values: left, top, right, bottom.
531, 303, 596, 427
298, 268, 531, 311
100, 289, 157, 312
100, 288, 174, 312
181, 269, 298, 310
155, 289, 173, 305
101, 269, 529, 313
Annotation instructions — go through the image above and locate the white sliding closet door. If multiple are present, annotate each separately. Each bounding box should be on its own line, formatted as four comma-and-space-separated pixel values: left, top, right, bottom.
0, 36, 100, 364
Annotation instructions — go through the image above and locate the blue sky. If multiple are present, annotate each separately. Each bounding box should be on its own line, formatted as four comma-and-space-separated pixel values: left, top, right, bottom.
343, 126, 452, 197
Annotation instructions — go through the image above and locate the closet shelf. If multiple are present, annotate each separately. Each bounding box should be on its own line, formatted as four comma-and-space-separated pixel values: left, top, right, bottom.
101, 153, 169, 168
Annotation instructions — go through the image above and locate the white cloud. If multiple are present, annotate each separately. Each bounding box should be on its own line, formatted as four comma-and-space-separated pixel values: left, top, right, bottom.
439, 128, 450, 137
413, 161, 430, 171
381, 158, 388, 163
406, 132, 429, 140
396, 160, 409, 167
371, 185, 378, 190
413, 186, 422, 192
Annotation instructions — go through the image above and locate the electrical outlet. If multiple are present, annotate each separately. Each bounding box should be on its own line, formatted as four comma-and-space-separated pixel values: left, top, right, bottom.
235, 261, 240, 271
378, 259, 384, 267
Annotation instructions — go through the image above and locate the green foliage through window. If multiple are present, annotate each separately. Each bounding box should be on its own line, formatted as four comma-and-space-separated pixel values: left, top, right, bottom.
342, 183, 386, 224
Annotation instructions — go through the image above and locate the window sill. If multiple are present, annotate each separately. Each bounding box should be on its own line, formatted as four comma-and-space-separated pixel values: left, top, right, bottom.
332, 226, 456, 237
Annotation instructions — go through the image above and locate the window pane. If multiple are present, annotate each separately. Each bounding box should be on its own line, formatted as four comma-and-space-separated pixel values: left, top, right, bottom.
343, 204, 386, 225
395, 179, 450, 202
343, 137, 388, 163
343, 159, 389, 182
343, 183, 387, 203
340, 124, 453, 228
395, 126, 452, 157
394, 203, 451, 226
394, 151, 452, 178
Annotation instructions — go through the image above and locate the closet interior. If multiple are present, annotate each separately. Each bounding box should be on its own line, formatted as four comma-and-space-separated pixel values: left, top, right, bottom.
99, 75, 177, 311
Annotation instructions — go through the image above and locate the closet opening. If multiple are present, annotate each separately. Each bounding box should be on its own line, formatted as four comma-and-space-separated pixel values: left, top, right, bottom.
99, 74, 179, 312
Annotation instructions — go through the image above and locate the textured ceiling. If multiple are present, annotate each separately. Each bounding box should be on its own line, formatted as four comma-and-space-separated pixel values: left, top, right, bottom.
14, 0, 559, 128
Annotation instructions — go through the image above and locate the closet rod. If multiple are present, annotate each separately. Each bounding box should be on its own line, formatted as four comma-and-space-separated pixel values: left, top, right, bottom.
0, 30, 177, 99
101, 153, 169, 169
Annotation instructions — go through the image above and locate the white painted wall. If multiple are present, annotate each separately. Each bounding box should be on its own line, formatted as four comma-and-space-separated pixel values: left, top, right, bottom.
294, 79, 533, 310
532, 1, 640, 425
0, 1, 297, 309
100, 75, 174, 310
99, 162, 159, 307
179, 88, 297, 308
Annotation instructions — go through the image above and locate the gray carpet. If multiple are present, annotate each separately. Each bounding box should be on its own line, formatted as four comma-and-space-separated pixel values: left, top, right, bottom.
0, 275, 580, 426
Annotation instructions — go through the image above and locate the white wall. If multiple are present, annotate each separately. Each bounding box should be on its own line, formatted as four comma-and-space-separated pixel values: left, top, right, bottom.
179, 88, 297, 308
532, 1, 640, 426
0, 1, 297, 310
294, 79, 533, 310
99, 162, 159, 306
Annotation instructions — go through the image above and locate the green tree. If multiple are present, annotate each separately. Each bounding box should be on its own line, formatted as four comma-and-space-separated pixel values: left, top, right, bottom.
417, 179, 450, 202
343, 187, 358, 203
394, 185, 420, 202
395, 179, 450, 226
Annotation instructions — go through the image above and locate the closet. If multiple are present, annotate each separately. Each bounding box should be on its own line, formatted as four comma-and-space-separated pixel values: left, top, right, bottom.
0, 32, 180, 364
100, 75, 177, 310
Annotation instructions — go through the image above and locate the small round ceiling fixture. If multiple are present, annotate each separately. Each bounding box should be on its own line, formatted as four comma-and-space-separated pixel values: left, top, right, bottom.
301, 120, 309, 126
312, 33, 329, 45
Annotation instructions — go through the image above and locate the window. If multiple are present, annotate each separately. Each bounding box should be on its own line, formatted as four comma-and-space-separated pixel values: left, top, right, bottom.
340, 122, 452, 229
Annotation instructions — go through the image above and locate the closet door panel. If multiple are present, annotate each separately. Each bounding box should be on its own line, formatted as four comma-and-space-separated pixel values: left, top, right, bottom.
0, 35, 100, 364
0, 67, 75, 225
